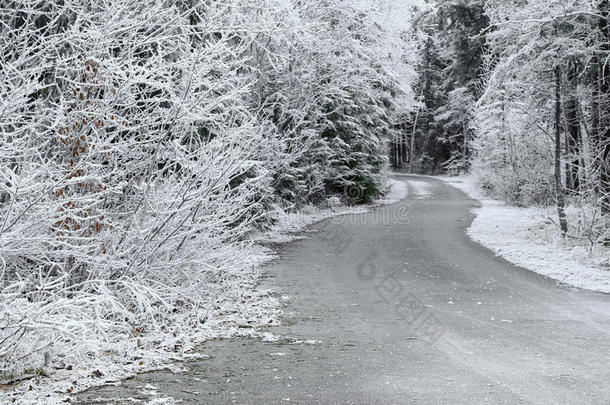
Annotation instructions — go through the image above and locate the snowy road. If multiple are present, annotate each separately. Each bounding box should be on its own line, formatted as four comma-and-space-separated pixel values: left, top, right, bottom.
80, 176, 610, 404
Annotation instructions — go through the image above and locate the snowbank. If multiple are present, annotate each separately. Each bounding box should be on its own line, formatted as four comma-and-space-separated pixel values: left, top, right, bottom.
444, 175, 610, 294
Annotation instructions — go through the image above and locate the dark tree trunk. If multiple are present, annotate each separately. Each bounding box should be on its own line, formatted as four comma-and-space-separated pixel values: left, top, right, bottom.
400, 134, 405, 168
598, 0, 610, 213
409, 91, 423, 173
390, 137, 399, 169
592, 55, 600, 159
554, 66, 569, 235
390, 129, 409, 169
564, 62, 581, 193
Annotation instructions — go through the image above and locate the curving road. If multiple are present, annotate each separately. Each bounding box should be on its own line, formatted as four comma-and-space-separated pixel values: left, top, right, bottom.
80, 175, 610, 404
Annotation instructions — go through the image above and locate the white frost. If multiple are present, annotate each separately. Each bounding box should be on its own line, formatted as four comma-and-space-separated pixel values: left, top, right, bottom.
378, 178, 409, 205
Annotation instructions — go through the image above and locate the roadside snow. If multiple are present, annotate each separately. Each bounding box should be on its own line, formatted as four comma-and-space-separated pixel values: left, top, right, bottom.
378, 178, 409, 204
444, 175, 610, 294
2, 271, 282, 404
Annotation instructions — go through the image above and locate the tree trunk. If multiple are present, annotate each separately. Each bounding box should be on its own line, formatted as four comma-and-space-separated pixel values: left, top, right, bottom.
554, 66, 569, 235
400, 128, 408, 168
391, 135, 400, 169
409, 105, 421, 173
592, 55, 600, 155
564, 62, 581, 193
598, 0, 610, 214
462, 124, 468, 172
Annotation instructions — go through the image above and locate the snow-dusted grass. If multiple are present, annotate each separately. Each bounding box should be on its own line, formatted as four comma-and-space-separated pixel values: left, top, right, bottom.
0, 178, 405, 404
444, 175, 610, 293
1, 249, 281, 404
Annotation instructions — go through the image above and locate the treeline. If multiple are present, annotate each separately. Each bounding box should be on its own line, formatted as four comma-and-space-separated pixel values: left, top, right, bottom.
475, 0, 610, 223
402, 0, 610, 239
390, 0, 488, 173
0, 0, 404, 370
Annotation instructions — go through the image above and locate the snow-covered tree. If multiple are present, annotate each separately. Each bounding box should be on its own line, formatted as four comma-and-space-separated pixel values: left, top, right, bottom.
473, 0, 609, 237
0, 0, 413, 373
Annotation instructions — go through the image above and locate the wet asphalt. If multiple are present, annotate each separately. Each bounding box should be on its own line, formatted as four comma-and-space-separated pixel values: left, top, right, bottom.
79, 175, 610, 405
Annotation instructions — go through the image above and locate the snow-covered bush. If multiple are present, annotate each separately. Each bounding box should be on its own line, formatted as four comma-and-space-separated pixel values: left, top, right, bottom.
472, 92, 555, 206
0, 0, 276, 372
0, 0, 403, 375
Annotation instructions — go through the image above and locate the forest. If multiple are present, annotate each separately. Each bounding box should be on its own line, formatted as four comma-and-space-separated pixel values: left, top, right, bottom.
0, 0, 412, 378
394, 0, 610, 240
0, 0, 609, 400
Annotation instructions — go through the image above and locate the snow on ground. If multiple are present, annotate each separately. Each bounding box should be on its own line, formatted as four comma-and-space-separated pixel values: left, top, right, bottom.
2, 267, 282, 404
444, 175, 610, 294
377, 178, 409, 204
0, 178, 406, 404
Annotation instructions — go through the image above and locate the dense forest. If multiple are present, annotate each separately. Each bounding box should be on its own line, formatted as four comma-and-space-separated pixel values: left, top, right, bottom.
394, 0, 609, 240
